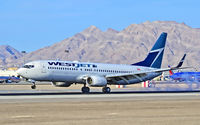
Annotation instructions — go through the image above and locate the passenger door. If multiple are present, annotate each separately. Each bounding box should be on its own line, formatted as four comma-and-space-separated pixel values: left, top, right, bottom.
41, 63, 46, 73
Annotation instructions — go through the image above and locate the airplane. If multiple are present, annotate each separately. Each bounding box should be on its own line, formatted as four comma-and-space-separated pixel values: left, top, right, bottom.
170, 72, 200, 82
16, 32, 183, 93
168, 54, 200, 82
0, 76, 20, 83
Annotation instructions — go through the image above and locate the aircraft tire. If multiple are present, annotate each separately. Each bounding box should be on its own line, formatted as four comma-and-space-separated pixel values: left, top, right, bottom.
102, 87, 111, 93
81, 87, 90, 93
31, 85, 36, 89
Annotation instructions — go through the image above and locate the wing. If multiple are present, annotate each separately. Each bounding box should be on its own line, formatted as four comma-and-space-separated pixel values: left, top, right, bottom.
106, 67, 188, 84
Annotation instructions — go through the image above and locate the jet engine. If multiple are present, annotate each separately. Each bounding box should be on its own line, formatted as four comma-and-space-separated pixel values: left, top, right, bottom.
86, 76, 107, 87
52, 82, 72, 87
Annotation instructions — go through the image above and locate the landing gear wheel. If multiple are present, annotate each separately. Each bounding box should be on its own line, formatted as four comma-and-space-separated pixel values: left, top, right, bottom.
81, 87, 90, 93
31, 82, 36, 89
102, 87, 111, 93
31, 85, 36, 89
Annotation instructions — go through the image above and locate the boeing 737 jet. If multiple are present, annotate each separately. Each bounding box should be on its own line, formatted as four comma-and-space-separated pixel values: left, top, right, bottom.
168, 54, 200, 82
17, 32, 183, 93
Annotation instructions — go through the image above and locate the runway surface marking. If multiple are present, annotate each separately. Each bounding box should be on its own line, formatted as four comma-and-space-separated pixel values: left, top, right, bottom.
0, 92, 200, 103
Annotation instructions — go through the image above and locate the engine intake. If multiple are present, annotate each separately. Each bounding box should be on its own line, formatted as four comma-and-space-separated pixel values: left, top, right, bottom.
86, 76, 107, 87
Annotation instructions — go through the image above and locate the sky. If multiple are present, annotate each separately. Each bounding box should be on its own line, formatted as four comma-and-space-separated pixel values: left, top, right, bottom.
0, 0, 200, 52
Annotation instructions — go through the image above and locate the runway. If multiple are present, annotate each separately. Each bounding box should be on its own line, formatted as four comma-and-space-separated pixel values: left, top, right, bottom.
1, 92, 200, 101
0, 89, 200, 103
0, 82, 200, 103
1, 84, 200, 125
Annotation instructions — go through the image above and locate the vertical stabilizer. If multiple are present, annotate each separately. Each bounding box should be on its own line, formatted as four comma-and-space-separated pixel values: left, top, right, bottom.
169, 54, 186, 76
132, 32, 167, 68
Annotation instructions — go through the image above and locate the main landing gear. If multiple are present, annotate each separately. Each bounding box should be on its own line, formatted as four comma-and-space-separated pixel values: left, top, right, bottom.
102, 86, 111, 93
81, 84, 90, 93
81, 85, 111, 94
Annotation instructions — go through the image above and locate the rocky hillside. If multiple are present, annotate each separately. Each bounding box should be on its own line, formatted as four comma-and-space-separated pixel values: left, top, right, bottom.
0, 45, 23, 68
1, 21, 200, 70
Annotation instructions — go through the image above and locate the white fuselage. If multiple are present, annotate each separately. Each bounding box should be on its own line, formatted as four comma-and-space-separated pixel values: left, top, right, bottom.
17, 60, 161, 85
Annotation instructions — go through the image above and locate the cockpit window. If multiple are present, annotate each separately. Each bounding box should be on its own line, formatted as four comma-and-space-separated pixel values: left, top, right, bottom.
23, 65, 34, 69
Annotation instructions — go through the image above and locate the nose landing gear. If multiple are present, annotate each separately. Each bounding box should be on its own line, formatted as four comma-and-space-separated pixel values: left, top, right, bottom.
31, 82, 36, 89
28, 79, 36, 89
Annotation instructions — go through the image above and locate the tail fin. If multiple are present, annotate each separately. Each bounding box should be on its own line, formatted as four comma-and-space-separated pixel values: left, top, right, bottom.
168, 65, 174, 76
176, 54, 186, 68
132, 32, 167, 68
169, 70, 174, 76
168, 54, 186, 76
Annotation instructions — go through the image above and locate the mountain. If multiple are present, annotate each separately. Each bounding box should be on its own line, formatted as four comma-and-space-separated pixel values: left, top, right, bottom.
0, 45, 23, 68
1, 21, 200, 70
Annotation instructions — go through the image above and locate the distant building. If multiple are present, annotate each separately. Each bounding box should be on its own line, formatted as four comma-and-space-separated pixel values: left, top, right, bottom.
0, 67, 19, 77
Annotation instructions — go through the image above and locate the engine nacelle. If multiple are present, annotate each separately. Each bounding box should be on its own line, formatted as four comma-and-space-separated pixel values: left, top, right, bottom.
86, 76, 107, 87
52, 82, 72, 87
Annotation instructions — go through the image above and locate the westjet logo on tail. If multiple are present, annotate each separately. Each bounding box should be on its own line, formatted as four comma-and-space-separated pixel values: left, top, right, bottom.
48, 62, 98, 68
132, 32, 167, 68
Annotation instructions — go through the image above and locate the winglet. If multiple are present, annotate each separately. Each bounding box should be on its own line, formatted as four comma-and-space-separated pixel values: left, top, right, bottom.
176, 54, 186, 68
168, 54, 187, 75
